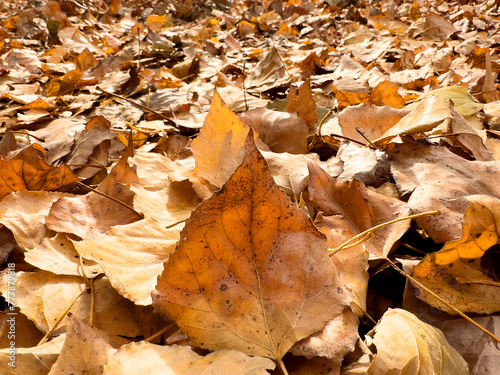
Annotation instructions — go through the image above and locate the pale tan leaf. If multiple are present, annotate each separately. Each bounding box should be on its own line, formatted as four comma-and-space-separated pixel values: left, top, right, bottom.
239, 108, 309, 154
374, 95, 453, 145
0, 272, 140, 337
25, 233, 103, 276
366, 309, 469, 375
0, 333, 65, 375
73, 218, 179, 305
103, 342, 276, 375
387, 139, 500, 242
48, 315, 125, 375
131, 182, 201, 227
0, 191, 72, 251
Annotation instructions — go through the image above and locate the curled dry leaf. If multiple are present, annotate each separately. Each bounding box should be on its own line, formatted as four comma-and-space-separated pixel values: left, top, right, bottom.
153, 134, 351, 364
103, 342, 275, 375
0, 191, 72, 251
0, 145, 78, 200
337, 103, 409, 144
290, 307, 359, 361
239, 108, 309, 154
286, 79, 318, 133
366, 309, 469, 375
411, 196, 500, 315
25, 233, 102, 276
373, 95, 453, 146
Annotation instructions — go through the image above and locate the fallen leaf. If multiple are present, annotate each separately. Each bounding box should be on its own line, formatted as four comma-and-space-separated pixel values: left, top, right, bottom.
47, 314, 125, 375
411, 196, 500, 314
192, 90, 249, 188
374, 95, 453, 146
337, 103, 409, 144
308, 162, 410, 259
73, 218, 179, 305
408, 86, 483, 117
366, 308, 469, 375
46, 141, 140, 239
0, 272, 141, 337
153, 134, 350, 364
290, 307, 358, 361
0, 333, 65, 375
286, 79, 318, 133
370, 81, 405, 109
25, 233, 103, 276
103, 342, 275, 375
0, 146, 78, 200
239, 108, 309, 154
387, 139, 500, 242
0, 191, 72, 251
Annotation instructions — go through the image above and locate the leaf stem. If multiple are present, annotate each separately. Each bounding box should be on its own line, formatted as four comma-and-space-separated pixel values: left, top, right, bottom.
76, 181, 144, 220
329, 211, 440, 256
37, 290, 86, 346
385, 257, 500, 344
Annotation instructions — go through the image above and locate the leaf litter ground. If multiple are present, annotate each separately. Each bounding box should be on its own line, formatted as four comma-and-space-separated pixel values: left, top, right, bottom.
0, 0, 500, 374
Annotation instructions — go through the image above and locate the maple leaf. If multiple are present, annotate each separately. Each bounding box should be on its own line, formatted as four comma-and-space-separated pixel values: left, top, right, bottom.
153, 133, 351, 368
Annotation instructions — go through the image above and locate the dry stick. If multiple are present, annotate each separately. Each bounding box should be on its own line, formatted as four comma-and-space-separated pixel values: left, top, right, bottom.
385, 256, 500, 344
273, 46, 296, 86
329, 211, 441, 257
38, 289, 87, 346
165, 219, 187, 229
242, 62, 249, 112
88, 278, 95, 327
355, 127, 377, 149
351, 300, 378, 326
144, 322, 176, 343
75, 181, 144, 219
96, 87, 177, 127
76, 255, 95, 327
332, 210, 500, 344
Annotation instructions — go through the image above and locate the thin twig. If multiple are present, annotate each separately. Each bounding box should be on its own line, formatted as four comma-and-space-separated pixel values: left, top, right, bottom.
355, 127, 377, 149
37, 290, 86, 346
329, 211, 441, 256
144, 323, 176, 342
76, 181, 144, 219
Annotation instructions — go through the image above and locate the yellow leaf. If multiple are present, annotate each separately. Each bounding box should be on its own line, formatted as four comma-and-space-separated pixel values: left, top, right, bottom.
367, 309, 469, 374
411, 196, 500, 314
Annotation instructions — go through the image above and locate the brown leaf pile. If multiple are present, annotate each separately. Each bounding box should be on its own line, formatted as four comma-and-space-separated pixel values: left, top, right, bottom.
1, 0, 500, 374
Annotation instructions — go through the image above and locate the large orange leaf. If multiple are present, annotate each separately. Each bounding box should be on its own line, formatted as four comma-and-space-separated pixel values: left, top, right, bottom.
153, 133, 350, 366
